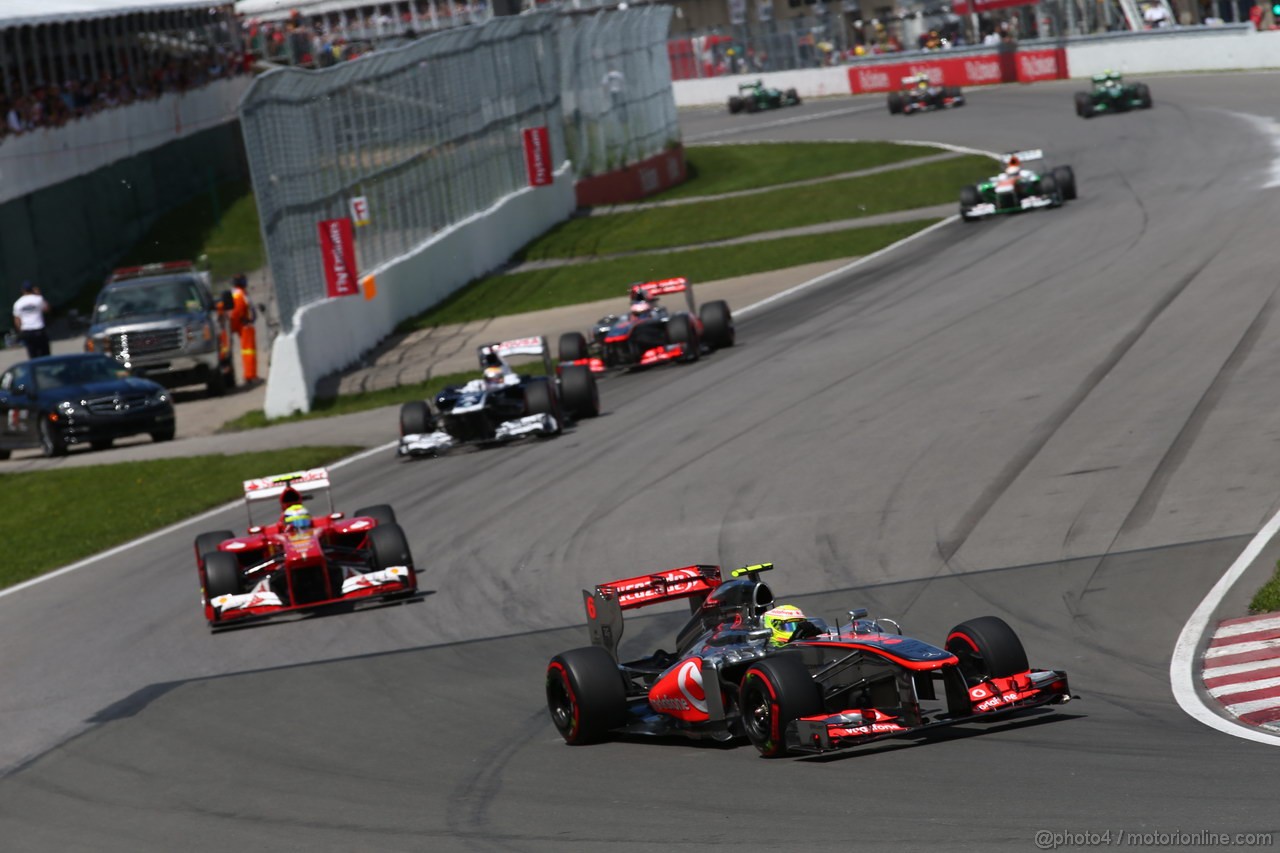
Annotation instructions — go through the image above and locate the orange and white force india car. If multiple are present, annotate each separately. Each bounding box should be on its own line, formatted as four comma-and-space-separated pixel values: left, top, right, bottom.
193, 468, 417, 629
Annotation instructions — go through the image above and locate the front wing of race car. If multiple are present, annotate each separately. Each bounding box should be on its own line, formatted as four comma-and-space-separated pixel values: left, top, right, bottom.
398, 413, 559, 457
563, 342, 694, 374
903, 91, 965, 113
964, 194, 1057, 219
210, 564, 415, 624
785, 668, 1072, 755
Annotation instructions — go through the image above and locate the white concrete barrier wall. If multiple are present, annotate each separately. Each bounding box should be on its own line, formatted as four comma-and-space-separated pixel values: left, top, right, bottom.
0, 77, 253, 205
1067, 28, 1280, 77
672, 27, 1280, 108
263, 162, 577, 418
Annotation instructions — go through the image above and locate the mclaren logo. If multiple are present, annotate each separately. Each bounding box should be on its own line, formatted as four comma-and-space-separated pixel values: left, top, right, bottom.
677, 659, 707, 713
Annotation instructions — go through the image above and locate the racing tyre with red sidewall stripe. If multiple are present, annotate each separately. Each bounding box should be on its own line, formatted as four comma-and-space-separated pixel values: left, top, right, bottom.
547, 647, 626, 744
558, 331, 588, 363
558, 364, 600, 419
354, 504, 397, 527
668, 314, 700, 362
945, 616, 1029, 683
194, 530, 233, 571
699, 300, 735, 350
740, 653, 822, 758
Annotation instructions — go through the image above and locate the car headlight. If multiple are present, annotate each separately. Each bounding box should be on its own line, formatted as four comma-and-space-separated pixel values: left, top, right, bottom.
57, 400, 83, 416
146, 391, 171, 407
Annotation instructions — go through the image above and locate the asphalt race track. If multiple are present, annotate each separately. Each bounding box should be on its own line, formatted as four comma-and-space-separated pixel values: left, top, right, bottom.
6, 74, 1280, 851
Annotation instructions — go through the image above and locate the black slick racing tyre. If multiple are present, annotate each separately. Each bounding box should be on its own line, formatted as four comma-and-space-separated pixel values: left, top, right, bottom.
1074, 92, 1093, 118
524, 379, 563, 433
354, 504, 397, 526
204, 551, 243, 599
740, 653, 822, 758
558, 331, 588, 363
887, 92, 904, 115
39, 418, 67, 457
959, 185, 981, 221
1039, 173, 1062, 206
945, 616, 1029, 682
667, 314, 699, 362
699, 300, 735, 350
400, 401, 434, 436
728, 95, 743, 114
1052, 166, 1077, 201
195, 530, 234, 569
369, 521, 413, 571
1137, 82, 1152, 109
786, 88, 800, 105
558, 364, 600, 419
546, 646, 627, 745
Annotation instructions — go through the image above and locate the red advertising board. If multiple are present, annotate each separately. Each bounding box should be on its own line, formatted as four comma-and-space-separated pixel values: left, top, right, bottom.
847, 47, 1067, 94
952, 0, 1036, 13
522, 126, 553, 187
318, 217, 359, 298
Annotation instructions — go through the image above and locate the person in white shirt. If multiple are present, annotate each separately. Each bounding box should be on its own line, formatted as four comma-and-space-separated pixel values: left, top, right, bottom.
12, 281, 51, 358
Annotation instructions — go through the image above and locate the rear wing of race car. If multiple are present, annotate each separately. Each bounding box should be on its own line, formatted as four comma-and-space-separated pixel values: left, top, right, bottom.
629, 277, 697, 313
1002, 149, 1044, 165
477, 336, 553, 377
584, 564, 722, 661
242, 468, 335, 527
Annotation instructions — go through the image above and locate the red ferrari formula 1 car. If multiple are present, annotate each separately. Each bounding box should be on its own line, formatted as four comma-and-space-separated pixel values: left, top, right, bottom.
557, 277, 734, 372
546, 563, 1073, 756
193, 468, 417, 629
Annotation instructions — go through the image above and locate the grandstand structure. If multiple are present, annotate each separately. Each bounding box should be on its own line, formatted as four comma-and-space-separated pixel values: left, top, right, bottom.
1, 1, 252, 311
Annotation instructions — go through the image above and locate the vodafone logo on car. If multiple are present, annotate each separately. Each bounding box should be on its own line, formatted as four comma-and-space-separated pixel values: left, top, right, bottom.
677, 659, 707, 713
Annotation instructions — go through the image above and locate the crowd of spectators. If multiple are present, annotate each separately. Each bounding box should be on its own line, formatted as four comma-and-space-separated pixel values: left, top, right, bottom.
0, 43, 248, 144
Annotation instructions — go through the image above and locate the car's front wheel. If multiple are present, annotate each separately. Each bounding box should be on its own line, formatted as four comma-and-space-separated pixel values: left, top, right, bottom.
39, 418, 67, 457
945, 615, 1029, 683
546, 646, 627, 745
699, 300, 735, 350
740, 654, 822, 757
354, 504, 397, 526
668, 314, 699, 363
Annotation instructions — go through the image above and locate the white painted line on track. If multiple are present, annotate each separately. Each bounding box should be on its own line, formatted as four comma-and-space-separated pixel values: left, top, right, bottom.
684, 103, 882, 142
736, 214, 960, 318
1169, 505, 1280, 746
0, 440, 399, 602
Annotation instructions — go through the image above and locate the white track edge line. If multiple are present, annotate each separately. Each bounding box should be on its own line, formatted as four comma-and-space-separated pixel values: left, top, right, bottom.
1169, 505, 1280, 745
0, 440, 399, 602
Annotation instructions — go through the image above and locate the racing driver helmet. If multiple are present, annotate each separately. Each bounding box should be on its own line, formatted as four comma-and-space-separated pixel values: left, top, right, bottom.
763, 604, 807, 647
283, 503, 312, 533
1005, 156, 1021, 176
630, 300, 652, 319
483, 365, 505, 387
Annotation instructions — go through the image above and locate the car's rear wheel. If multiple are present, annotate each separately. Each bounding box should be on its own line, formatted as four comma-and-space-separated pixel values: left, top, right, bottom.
786, 88, 800, 105
740, 653, 822, 758
354, 504, 397, 526
206, 366, 226, 397
39, 418, 67, 457
1137, 82, 1153, 109
887, 92, 904, 115
194, 530, 234, 569
400, 401, 435, 437
558, 364, 600, 419
0, 448, 10, 460
558, 331, 589, 363
1052, 166, 1077, 201
1074, 91, 1092, 118
91, 438, 113, 451
150, 424, 175, 443
546, 646, 627, 745
204, 551, 243, 599
728, 95, 743, 114
945, 616, 1029, 683
667, 314, 699, 363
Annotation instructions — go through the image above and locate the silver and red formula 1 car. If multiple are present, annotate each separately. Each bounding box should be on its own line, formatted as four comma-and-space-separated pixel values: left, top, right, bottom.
193, 468, 417, 629
557, 277, 734, 373
546, 562, 1073, 756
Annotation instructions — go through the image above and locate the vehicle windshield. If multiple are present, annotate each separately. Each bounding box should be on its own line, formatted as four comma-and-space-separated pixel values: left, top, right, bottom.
96, 277, 206, 322
33, 357, 126, 390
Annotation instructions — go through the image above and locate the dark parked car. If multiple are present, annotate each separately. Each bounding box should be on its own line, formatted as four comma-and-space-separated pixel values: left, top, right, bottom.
0, 353, 175, 458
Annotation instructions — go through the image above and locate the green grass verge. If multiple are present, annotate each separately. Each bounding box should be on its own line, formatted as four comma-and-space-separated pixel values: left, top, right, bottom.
0, 446, 360, 589
405, 218, 938, 330
1250, 561, 1280, 613
654, 141, 944, 201
518, 155, 989, 260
